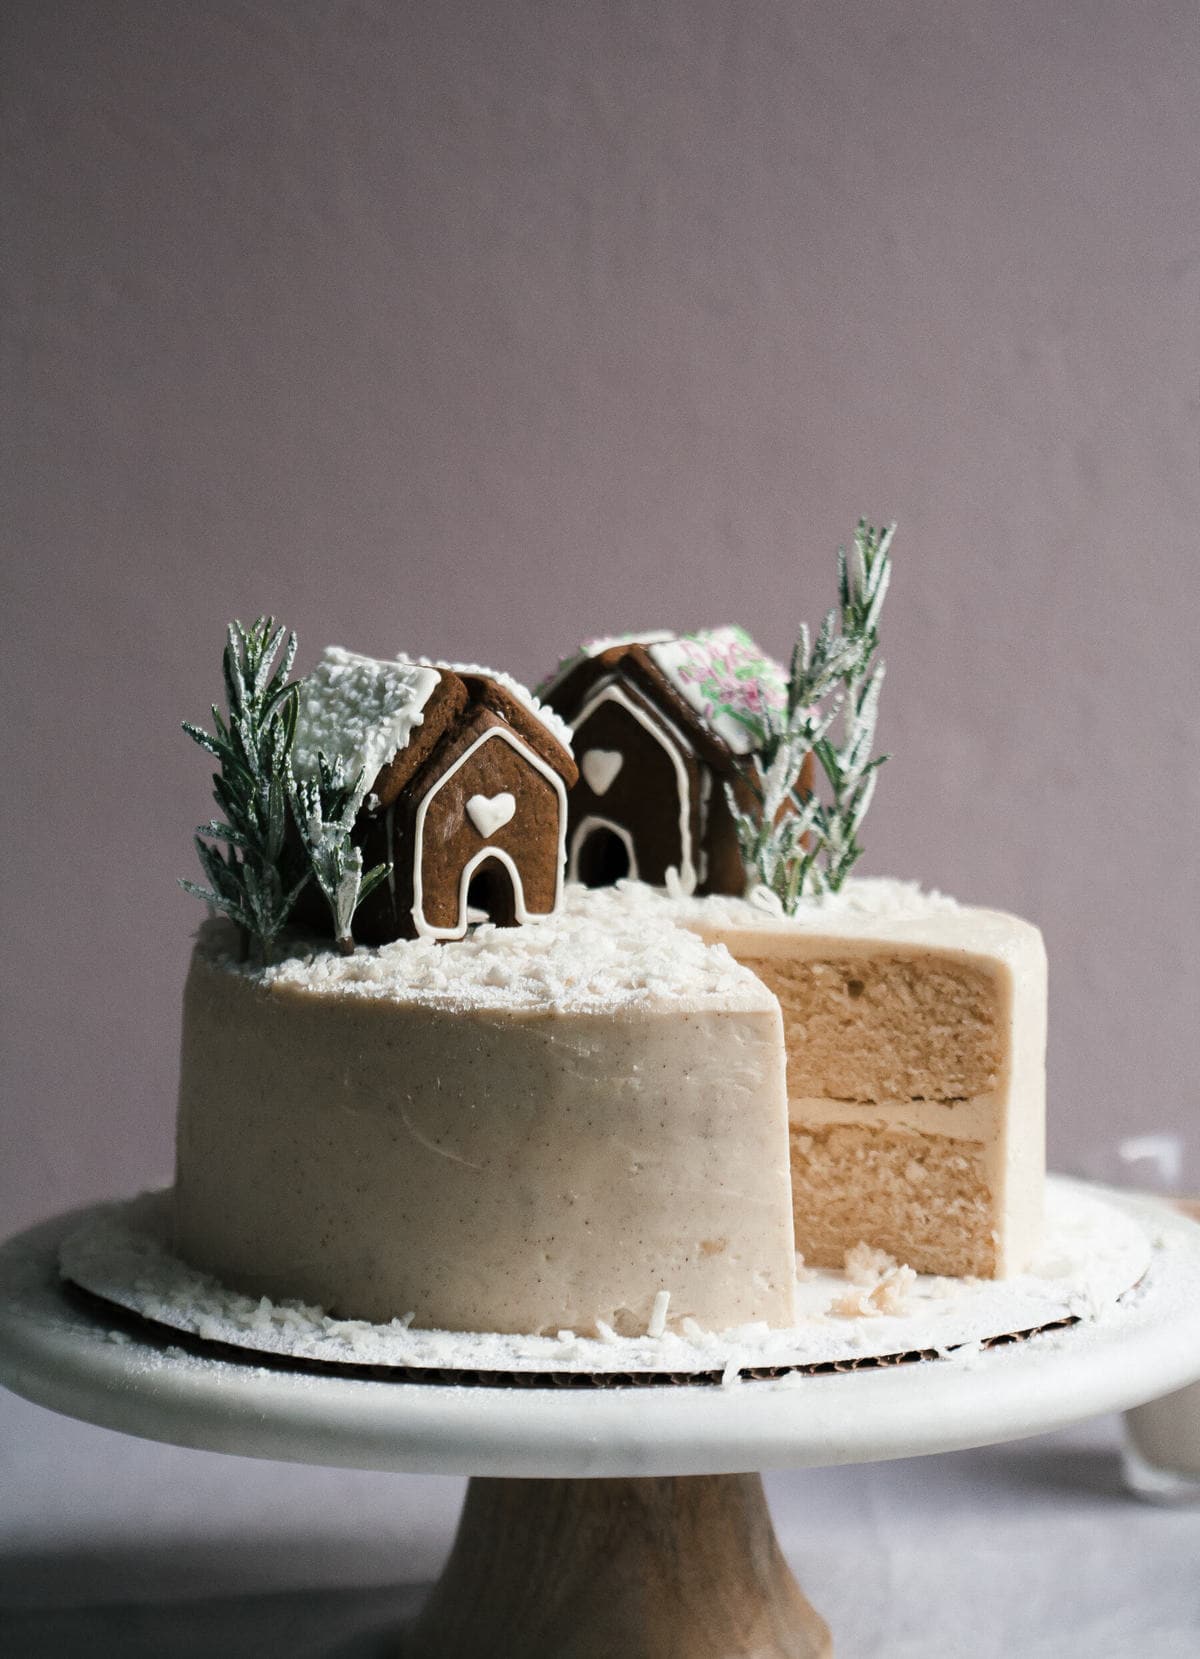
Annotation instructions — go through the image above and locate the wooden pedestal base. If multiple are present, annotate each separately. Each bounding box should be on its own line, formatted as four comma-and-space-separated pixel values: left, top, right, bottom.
403, 1472, 832, 1658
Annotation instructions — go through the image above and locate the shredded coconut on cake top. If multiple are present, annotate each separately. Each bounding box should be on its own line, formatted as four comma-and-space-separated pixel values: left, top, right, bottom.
197, 876, 974, 1014
200, 909, 773, 1015
564, 876, 961, 933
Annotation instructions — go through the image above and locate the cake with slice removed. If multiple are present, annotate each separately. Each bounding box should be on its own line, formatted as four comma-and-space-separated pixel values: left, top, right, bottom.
172, 557, 1047, 1340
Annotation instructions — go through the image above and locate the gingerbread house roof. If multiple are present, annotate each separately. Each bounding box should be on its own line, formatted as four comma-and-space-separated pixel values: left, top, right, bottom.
292, 648, 576, 816
423, 657, 576, 759
541, 626, 787, 767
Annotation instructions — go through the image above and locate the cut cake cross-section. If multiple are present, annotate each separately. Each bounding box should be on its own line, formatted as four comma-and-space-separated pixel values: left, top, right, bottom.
573, 881, 1047, 1279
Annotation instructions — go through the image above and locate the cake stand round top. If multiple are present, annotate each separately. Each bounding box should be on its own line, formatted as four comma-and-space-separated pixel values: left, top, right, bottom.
2, 1184, 1199, 1481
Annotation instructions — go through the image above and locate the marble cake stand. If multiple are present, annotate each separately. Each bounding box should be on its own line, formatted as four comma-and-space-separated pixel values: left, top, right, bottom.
3, 1191, 1200, 1658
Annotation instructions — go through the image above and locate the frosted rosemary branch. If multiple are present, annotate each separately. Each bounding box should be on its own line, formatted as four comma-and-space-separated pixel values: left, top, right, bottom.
291, 755, 391, 954
180, 618, 309, 961
727, 520, 893, 908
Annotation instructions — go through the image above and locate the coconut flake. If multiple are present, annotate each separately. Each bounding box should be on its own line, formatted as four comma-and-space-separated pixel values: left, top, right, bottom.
567, 876, 961, 935
201, 899, 775, 1018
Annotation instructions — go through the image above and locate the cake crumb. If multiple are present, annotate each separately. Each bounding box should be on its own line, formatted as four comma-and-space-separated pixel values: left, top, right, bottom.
829, 1288, 872, 1318
844, 1241, 899, 1285
830, 1264, 917, 1319
868, 1264, 917, 1315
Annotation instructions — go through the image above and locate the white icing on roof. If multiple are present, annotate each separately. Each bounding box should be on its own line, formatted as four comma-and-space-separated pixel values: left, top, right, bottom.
291, 648, 442, 804
409, 656, 575, 757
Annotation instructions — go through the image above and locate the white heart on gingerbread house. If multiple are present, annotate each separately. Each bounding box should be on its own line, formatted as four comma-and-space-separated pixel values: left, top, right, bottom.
581, 748, 623, 796
466, 791, 516, 839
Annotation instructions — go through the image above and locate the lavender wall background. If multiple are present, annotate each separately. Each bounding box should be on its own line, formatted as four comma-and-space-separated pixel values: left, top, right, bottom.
3, 0, 1198, 1234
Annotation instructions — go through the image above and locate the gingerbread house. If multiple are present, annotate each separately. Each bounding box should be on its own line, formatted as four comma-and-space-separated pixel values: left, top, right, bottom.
539, 628, 792, 897
291, 649, 577, 943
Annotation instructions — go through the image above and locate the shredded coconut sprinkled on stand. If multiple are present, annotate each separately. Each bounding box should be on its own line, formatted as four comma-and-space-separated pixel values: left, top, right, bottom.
844, 1242, 900, 1286
57, 1183, 1156, 1380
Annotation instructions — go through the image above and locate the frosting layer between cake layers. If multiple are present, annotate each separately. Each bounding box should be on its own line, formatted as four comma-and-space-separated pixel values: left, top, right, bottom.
174, 914, 796, 1336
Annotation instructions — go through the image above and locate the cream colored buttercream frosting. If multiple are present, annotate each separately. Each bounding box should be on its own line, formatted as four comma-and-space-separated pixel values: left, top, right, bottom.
174, 913, 796, 1336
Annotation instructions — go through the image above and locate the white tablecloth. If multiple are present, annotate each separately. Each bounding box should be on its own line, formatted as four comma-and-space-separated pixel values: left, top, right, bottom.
1, 1388, 1197, 1657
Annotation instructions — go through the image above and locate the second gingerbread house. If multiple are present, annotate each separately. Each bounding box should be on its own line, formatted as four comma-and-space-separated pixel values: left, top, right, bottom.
539, 627, 790, 897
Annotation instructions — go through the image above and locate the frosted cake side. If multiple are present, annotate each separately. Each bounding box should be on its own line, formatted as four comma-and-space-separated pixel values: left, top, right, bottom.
174, 915, 797, 1336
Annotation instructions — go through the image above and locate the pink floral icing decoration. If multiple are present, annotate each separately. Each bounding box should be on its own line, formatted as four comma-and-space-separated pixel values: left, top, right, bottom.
669, 626, 787, 748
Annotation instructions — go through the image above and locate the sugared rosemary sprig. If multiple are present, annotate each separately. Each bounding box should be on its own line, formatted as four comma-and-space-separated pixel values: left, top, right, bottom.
180, 617, 309, 961
291, 755, 391, 955
727, 520, 893, 909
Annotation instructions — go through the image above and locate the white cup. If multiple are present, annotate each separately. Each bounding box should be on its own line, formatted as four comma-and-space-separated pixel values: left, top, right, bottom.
1117, 1144, 1200, 1504
1123, 1378, 1200, 1503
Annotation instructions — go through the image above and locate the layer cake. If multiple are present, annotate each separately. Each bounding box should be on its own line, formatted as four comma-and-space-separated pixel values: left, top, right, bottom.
580, 880, 1047, 1278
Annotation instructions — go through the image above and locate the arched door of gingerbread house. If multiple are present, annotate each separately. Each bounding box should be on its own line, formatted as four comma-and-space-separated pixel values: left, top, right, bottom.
572, 819, 635, 888
465, 856, 520, 928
